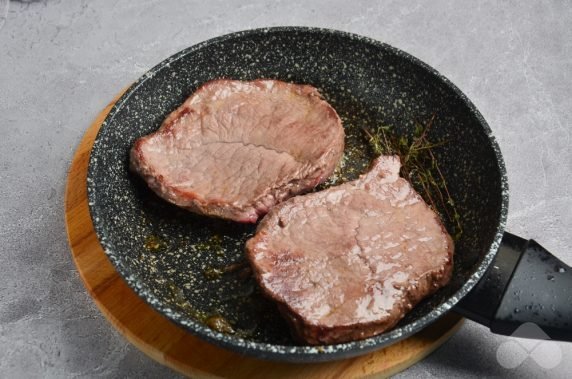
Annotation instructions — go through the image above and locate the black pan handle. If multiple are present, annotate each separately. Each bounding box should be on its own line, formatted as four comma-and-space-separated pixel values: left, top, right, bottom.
454, 232, 572, 341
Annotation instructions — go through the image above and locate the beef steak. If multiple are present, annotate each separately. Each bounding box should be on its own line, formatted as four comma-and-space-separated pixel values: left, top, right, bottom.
246, 156, 454, 344
130, 79, 345, 223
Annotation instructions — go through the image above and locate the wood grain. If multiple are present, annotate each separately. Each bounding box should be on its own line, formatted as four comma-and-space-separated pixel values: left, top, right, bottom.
64, 91, 464, 378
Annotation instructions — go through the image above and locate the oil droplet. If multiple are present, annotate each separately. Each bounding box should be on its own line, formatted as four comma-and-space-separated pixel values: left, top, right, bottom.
206, 315, 235, 334
203, 261, 248, 280
203, 267, 223, 280
144, 235, 166, 251
514, 308, 520, 314
166, 282, 208, 322
558, 267, 566, 273
194, 234, 225, 255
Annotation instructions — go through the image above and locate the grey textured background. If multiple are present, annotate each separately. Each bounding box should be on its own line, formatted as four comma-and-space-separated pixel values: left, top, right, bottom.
1, 0, 571, 377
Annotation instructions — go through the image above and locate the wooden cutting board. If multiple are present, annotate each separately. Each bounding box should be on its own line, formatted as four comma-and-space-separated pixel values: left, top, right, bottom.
64, 90, 464, 378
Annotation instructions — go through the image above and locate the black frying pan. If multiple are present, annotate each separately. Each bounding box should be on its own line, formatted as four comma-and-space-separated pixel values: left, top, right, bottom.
87, 27, 572, 362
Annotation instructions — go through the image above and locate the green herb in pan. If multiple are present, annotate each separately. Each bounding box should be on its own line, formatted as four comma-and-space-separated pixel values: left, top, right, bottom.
362, 115, 463, 241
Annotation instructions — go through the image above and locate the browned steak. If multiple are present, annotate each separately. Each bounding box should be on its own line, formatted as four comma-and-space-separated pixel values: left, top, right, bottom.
130, 79, 345, 223
246, 156, 454, 344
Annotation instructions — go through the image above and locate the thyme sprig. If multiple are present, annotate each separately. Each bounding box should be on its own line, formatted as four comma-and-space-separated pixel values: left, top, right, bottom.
362, 115, 463, 240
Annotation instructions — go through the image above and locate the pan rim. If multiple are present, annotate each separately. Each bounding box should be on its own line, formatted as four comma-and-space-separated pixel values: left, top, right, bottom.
87, 26, 509, 362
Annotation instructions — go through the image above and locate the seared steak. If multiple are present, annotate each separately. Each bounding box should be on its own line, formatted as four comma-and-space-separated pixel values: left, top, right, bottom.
246, 156, 454, 344
130, 79, 344, 223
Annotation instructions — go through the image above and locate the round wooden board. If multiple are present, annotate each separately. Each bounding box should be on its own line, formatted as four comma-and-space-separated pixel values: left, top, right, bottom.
65, 91, 464, 379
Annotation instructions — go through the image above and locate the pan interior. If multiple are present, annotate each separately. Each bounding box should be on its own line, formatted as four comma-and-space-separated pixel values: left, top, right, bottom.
88, 28, 505, 355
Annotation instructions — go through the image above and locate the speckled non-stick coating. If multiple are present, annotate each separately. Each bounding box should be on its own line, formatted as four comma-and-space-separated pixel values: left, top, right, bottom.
87, 27, 508, 362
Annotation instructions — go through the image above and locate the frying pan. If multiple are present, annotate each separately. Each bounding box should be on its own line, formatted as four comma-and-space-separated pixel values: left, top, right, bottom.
87, 27, 572, 362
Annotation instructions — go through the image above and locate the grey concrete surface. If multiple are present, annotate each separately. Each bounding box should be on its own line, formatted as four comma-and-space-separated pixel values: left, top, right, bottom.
1, 0, 571, 377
